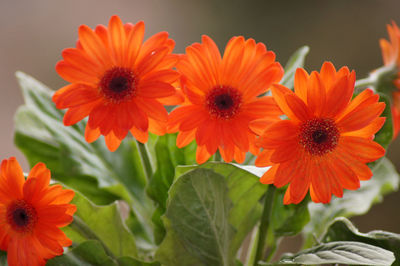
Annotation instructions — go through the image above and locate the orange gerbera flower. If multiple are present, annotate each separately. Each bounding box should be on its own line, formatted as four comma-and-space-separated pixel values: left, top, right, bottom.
53, 15, 180, 151
168, 35, 284, 164
0, 157, 76, 266
254, 62, 386, 204
380, 21, 400, 138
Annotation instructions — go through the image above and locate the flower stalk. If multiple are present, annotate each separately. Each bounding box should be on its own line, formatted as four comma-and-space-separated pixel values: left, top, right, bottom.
136, 141, 153, 182
253, 185, 276, 265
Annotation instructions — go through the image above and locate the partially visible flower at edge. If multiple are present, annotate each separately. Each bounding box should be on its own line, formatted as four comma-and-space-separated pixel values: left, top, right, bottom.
379, 20, 400, 138
254, 62, 386, 204
168, 35, 284, 164
53, 15, 182, 151
0, 157, 76, 266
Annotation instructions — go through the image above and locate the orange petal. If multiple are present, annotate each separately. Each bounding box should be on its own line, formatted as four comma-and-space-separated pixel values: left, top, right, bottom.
85, 125, 101, 143
135, 98, 168, 122
260, 166, 276, 184
285, 93, 312, 121
319, 61, 337, 91
310, 160, 332, 204
78, 24, 111, 67
306, 71, 326, 116
329, 153, 360, 190
339, 136, 385, 162
257, 120, 298, 149
233, 146, 246, 164
196, 145, 212, 164
176, 130, 196, 148
0, 157, 24, 199
126, 21, 145, 66
130, 127, 149, 143
108, 15, 127, 66
104, 131, 122, 152
294, 68, 309, 103
271, 84, 303, 122
324, 75, 353, 118
52, 83, 100, 109
337, 102, 385, 133
63, 99, 101, 126
255, 149, 273, 167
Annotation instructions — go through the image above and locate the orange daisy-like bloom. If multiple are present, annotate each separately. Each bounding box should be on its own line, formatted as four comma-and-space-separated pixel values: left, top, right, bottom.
0, 157, 76, 266
53, 15, 181, 151
168, 35, 284, 164
380, 21, 400, 138
255, 62, 386, 204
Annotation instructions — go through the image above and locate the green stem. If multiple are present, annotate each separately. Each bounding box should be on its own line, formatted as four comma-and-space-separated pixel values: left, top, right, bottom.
244, 154, 255, 165
213, 150, 222, 162
253, 185, 276, 265
70, 216, 117, 259
355, 77, 374, 89
136, 141, 153, 182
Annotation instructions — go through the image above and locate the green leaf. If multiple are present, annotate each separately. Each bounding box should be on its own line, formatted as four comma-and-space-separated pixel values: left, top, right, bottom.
270, 190, 310, 237
281, 46, 310, 89
374, 93, 393, 149
303, 157, 399, 247
117, 256, 160, 266
146, 133, 197, 243
175, 163, 267, 255
47, 240, 158, 266
233, 165, 310, 237
322, 217, 400, 266
275, 241, 394, 265
14, 72, 156, 251
154, 219, 205, 266
64, 191, 137, 258
47, 240, 118, 266
157, 168, 235, 266
0, 251, 7, 266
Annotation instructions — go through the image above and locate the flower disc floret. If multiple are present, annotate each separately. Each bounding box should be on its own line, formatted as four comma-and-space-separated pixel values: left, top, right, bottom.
206, 86, 242, 119
100, 67, 137, 102
299, 118, 339, 156
6, 200, 38, 233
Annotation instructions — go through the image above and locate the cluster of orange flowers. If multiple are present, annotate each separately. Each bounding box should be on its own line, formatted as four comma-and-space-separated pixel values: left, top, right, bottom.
53, 15, 389, 205
1, 15, 400, 265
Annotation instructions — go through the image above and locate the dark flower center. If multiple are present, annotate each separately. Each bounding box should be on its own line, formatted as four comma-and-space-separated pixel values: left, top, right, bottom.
206, 86, 242, 119
100, 67, 136, 102
299, 118, 339, 156
7, 200, 37, 233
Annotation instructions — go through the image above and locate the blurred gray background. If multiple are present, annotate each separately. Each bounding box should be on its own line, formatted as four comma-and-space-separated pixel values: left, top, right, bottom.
1, 0, 400, 251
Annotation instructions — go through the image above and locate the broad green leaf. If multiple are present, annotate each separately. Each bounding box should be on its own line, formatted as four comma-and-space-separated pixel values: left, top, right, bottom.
63, 191, 137, 258
175, 163, 266, 255
47, 240, 158, 266
146, 133, 197, 243
117, 257, 160, 266
155, 219, 205, 266
233, 165, 310, 237
274, 241, 394, 265
322, 217, 400, 266
280, 46, 310, 89
157, 168, 235, 266
270, 190, 310, 237
47, 240, 117, 266
14, 72, 155, 250
303, 157, 399, 247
